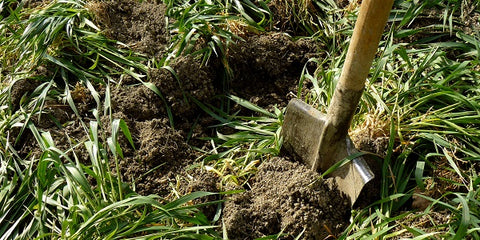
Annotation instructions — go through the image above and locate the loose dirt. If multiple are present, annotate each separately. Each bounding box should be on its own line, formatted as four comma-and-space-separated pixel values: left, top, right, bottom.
228, 33, 321, 110
223, 157, 350, 239
12, 0, 364, 238
88, 0, 169, 57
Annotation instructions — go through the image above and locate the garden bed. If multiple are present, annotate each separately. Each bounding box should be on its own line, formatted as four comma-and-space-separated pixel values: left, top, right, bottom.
1, 0, 479, 239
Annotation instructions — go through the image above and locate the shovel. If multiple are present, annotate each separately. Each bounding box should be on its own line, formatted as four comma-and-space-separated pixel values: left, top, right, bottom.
281, 0, 394, 206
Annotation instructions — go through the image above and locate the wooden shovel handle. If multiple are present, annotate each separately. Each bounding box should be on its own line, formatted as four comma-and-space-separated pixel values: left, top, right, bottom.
337, 0, 395, 92
315, 0, 394, 171
329, 0, 393, 138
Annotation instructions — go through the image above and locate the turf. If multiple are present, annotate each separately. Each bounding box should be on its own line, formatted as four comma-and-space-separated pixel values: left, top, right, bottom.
1, 0, 479, 239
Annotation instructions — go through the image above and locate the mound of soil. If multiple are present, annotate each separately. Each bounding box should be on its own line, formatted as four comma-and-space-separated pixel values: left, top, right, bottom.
149, 56, 219, 121
223, 157, 350, 239
228, 33, 320, 110
179, 169, 222, 220
9, 76, 44, 111
11, 0, 350, 237
89, 0, 168, 57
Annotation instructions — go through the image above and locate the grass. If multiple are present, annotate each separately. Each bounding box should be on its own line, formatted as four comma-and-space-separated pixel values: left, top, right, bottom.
337, 0, 480, 238
0, 119, 220, 239
163, 0, 271, 69
0, 0, 220, 239
1, 0, 480, 239
193, 95, 282, 186
199, 0, 480, 238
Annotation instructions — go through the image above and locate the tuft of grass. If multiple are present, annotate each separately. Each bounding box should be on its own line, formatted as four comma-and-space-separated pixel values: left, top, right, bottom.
281, 0, 340, 36
164, 0, 271, 67
193, 95, 283, 187
0, 0, 224, 238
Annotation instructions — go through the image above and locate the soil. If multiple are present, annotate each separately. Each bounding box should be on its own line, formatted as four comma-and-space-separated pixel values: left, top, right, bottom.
13, 0, 473, 238
228, 33, 321, 110
223, 157, 350, 239
13, 0, 324, 198
179, 169, 222, 220
88, 0, 169, 57
9, 78, 42, 111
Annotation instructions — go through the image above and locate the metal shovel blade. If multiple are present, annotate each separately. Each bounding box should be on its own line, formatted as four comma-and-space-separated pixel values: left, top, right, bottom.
281, 99, 374, 205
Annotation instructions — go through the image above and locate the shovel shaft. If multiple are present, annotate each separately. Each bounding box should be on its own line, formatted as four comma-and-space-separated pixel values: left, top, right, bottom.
336, 0, 395, 93
316, 0, 394, 171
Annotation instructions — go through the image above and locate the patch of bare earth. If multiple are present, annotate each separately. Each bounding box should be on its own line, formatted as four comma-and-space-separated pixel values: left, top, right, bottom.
223, 157, 350, 239
13, 0, 356, 237
228, 32, 321, 111
88, 0, 168, 57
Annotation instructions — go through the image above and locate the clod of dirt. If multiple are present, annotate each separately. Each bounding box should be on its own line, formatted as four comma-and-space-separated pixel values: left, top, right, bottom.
228, 33, 320, 110
111, 84, 165, 121
350, 113, 391, 156
16, 118, 87, 162
115, 118, 196, 196
149, 56, 218, 121
223, 157, 350, 239
135, 118, 192, 165
180, 169, 221, 220
9, 79, 41, 111
111, 55, 217, 125
89, 0, 168, 57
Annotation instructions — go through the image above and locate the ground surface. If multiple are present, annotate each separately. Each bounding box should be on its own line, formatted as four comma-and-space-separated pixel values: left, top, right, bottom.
223, 157, 350, 239
10, 0, 478, 238
11, 0, 355, 238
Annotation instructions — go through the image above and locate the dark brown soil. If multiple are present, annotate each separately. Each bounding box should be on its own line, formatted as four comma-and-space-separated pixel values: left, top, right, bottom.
105, 56, 217, 195
149, 56, 219, 122
9, 78, 41, 111
223, 157, 350, 239
111, 82, 165, 121
12, 0, 352, 238
228, 33, 321, 110
179, 169, 222, 220
88, 0, 168, 57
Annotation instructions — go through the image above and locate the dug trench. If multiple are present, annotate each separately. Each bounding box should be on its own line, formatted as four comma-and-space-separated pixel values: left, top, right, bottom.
11, 0, 387, 238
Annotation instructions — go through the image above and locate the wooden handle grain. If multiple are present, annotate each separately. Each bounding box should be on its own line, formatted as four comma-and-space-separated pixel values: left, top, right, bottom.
337, 0, 394, 91
315, 0, 394, 171
328, 0, 394, 139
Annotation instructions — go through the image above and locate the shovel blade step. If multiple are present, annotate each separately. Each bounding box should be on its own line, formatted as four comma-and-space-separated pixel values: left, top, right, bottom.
281, 99, 327, 169
281, 99, 374, 205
